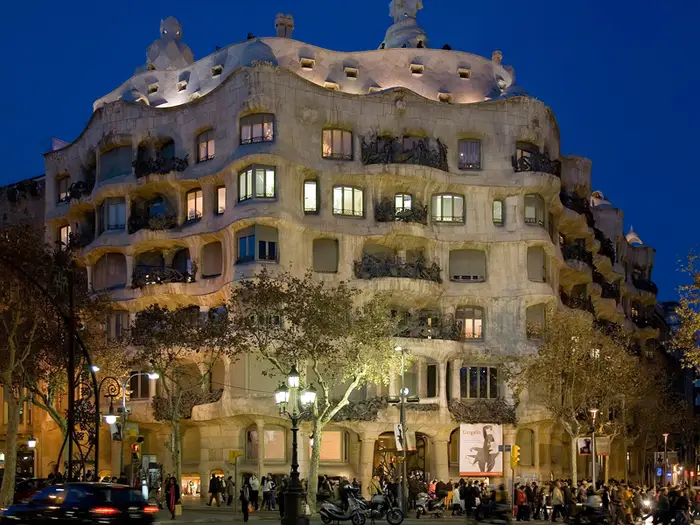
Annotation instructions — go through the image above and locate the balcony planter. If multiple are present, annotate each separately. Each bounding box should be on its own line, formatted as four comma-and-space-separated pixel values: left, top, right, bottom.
374, 198, 428, 224
128, 213, 177, 234
131, 264, 197, 289
361, 134, 448, 171
448, 398, 517, 425
353, 253, 442, 283
511, 152, 561, 177
133, 155, 189, 179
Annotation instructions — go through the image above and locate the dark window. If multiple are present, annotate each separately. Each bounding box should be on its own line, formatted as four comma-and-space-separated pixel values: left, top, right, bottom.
197, 130, 215, 163
240, 114, 275, 144
129, 372, 151, 400
427, 364, 437, 398
458, 139, 481, 170
57, 176, 70, 203
460, 366, 498, 399
515, 141, 539, 161
237, 235, 256, 263
258, 240, 277, 262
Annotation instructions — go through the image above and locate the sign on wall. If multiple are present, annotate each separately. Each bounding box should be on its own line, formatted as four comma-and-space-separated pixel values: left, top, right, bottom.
577, 438, 592, 455
459, 424, 503, 477
595, 437, 611, 456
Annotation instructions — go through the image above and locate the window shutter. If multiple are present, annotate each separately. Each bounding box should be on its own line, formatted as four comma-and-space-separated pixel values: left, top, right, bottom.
449, 250, 486, 281
527, 247, 545, 282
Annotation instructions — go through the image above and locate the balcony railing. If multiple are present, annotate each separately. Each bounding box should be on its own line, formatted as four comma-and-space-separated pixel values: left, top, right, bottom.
511, 152, 561, 177
66, 179, 95, 201
593, 228, 616, 264
354, 253, 442, 283
601, 281, 621, 301
394, 313, 484, 341
133, 155, 189, 179
632, 314, 652, 329
632, 277, 658, 295
127, 213, 177, 234
361, 134, 448, 171
374, 199, 428, 225
560, 291, 594, 313
68, 229, 95, 250
561, 244, 593, 267
131, 264, 196, 289
560, 191, 594, 227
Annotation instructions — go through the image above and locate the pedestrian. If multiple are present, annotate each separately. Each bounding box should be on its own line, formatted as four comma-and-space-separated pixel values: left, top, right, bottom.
552, 481, 564, 522
240, 477, 252, 523
226, 476, 235, 506
166, 476, 180, 521
266, 474, 276, 511
250, 475, 260, 511
278, 476, 288, 519
207, 474, 220, 507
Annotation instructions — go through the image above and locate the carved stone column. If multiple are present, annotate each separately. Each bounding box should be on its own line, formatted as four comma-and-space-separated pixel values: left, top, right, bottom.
255, 418, 265, 479
417, 360, 427, 398
451, 359, 462, 400
432, 439, 450, 482
438, 363, 447, 408
359, 433, 378, 497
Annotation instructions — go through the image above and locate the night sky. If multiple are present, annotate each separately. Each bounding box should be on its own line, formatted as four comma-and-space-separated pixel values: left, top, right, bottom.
1, 0, 697, 300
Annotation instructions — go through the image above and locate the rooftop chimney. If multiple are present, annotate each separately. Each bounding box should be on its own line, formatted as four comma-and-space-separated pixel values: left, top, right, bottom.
492, 50, 503, 65
275, 13, 294, 38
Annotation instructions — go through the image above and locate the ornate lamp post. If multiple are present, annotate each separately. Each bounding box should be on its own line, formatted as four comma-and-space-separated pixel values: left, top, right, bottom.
663, 432, 670, 484
274, 365, 317, 525
589, 408, 598, 490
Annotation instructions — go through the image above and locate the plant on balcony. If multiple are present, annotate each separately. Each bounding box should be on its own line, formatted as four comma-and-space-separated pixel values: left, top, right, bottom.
601, 281, 620, 301
448, 398, 517, 425
301, 396, 390, 422
374, 198, 428, 225
361, 133, 448, 171
594, 228, 616, 265
561, 243, 593, 266
131, 263, 197, 289
353, 253, 442, 283
560, 191, 594, 227
133, 155, 189, 179
511, 152, 561, 177
129, 305, 237, 486
395, 312, 462, 341
67, 229, 95, 250
128, 212, 178, 234
228, 267, 401, 510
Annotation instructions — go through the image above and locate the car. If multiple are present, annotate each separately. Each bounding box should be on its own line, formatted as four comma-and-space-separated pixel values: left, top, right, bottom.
0, 483, 158, 524
13, 478, 49, 504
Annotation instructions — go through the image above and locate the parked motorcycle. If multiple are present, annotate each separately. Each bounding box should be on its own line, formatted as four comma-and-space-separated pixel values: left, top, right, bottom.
356, 489, 404, 525
415, 492, 445, 519
320, 487, 367, 525
475, 502, 511, 524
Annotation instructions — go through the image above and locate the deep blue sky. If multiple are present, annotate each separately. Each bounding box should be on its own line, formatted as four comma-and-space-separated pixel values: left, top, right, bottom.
1, 0, 697, 300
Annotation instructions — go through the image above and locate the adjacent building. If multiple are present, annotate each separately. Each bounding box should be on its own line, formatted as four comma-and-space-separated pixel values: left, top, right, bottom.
33, 4, 666, 494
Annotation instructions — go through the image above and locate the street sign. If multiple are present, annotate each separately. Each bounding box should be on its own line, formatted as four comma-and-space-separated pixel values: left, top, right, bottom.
499, 445, 512, 452
228, 450, 243, 464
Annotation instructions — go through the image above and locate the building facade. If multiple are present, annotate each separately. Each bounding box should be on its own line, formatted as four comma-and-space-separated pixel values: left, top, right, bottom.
36, 5, 665, 495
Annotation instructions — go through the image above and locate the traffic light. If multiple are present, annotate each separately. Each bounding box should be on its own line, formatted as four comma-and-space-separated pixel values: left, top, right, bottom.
510, 445, 520, 469
131, 443, 141, 461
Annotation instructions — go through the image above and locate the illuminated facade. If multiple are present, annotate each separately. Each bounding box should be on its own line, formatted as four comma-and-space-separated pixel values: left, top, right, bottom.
38, 5, 663, 492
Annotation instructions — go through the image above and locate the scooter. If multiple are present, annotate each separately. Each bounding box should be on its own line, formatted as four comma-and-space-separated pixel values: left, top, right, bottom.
415, 492, 445, 519
357, 489, 404, 525
319, 488, 367, 525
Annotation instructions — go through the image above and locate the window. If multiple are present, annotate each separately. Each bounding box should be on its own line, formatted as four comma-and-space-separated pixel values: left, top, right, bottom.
197, 130, 215, 163
57, 176, 70, 202
237, 234, 256, 263
201, 242, 223, 278
319, 430, 346, 462
100, 146, 132, 181
304, 180, 318, 214
216, 186, 226, 214
526, 304, 546, 339
59, 225, 71, 247
238, 165, 276, 201
426, 364, 437, 398
515, 141, 539, 161
148, 198, 166, 218
449, 250, 486, 282
322, 130, 353, 160
246, 428, 286, 461
458, 139, 481, 170
460, 366, 497, 399
258, 239, 277, 261
129, 371, 151, 400
106, 312, 129, 341
99, 198, 126, 232
527, 246, 547, 282
313, 238, 339, 273
431, 194, 464, 223
93, 253, 127, 290
240, 114, 274, 144
236, 226, 279, 264
333, 186, 363, 217
524, 194, 545, 226
395, 193, 412, 213
492, 200, 504, 226
186, 189, 203, 220
456, 306, 484, 340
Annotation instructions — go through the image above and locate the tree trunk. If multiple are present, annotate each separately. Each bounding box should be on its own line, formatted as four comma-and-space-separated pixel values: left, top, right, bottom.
604, 455, 609, 484
307, 419, 323, 514
0, 397, 21, 507
569, 435, 578, 484
172, 420, 182, 487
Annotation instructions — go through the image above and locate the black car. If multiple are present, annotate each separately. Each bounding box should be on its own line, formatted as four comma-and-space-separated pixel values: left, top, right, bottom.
0, 483, 158, 524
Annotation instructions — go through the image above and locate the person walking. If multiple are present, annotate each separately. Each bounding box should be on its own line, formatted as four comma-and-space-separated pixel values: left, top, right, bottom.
240, 477, 252, 523
265, 475, 276, 511
166, 476, 180, 521
552, 481, 565, 522
250, 475, 260, 511
278, 476, 288, 519
226, 476, 235, 506
207, 474, 220, 507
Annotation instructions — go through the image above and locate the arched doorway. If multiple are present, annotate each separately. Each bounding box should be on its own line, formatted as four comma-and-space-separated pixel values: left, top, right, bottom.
374, 432, 429, 481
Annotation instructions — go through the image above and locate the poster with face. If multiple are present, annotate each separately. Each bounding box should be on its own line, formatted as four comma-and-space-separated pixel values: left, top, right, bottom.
459, 424, 503, 476
578, 438, 592, 455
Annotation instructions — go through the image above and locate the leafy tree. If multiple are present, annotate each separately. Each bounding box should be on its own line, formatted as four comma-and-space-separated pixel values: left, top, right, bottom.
228, 269, 401, 508
128, 304, 235, 485
509, 308, 641, 483
675, 253, 700, 365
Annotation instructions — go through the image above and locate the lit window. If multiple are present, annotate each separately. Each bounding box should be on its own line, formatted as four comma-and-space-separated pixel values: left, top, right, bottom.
395, 193, 412, 213
197, 130, 215, 163
431, 194, 464, 223
457, 306, 484, 340
333, 186, 363, 217
186, 189, 203, 220
322, 130, 353, 160
216, 186, 226, 214
129, 369, 151, 399
59, 225, 71, 247
304, 180, 318, 214
459, 366, 497, 399
459, 139, 481, 170
492, 200, 504, 226
240, 114, 275, 145
238, 165, 276, 202
57, 176, 70, 203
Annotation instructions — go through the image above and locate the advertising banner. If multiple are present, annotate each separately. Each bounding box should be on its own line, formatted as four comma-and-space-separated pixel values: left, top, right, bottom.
595, 437, 611, 456
459, 424, 503, 477
578, 437, 592, 455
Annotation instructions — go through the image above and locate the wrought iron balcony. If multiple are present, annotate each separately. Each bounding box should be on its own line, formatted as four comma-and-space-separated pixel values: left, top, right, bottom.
127, 213, 177, 234
66, 179, 95, 201
560, 191, 594, 227
511, 152, 561, 177
374, 198, 428, 225
361, 134, 448, 171
396, 313, 461, 341
68, 229, 95, 250
561, 243, 593, 267
632, 277, 658, 295
632, 314, 652, 329
601, 281, 621, 301
131, 264, 196, 289
593, 228, 616, 264
560, 290, 594, 313
133, 155, 189, 179
353, 253, 442, 283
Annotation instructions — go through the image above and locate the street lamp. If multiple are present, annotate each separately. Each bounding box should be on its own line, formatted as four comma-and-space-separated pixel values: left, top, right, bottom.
27, 436, 37, 449
104, 400, 118, 425
589, 408, 598, 490
396, 346, 408, 512
663, 432, 670, 484
274, 366, 317, 525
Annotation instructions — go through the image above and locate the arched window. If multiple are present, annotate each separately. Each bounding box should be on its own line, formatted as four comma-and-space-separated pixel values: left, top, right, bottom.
524, 194, 545, 226
197, 130, 215, 163
100, 146, 132, 181
240, 114, 275, 144
93, 253, 127, 291
431, 194, 464, 223
186, 189, 203, 221
516, 428, 535, 467
456, 306, 484, 340
333, 186, 363, 217
449, 428, 460, 465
